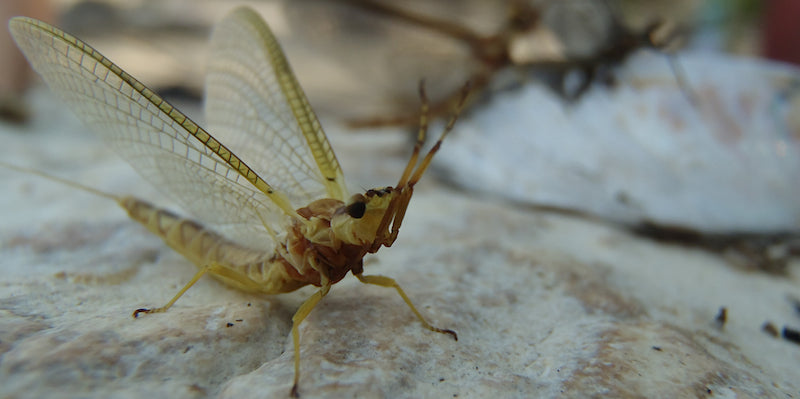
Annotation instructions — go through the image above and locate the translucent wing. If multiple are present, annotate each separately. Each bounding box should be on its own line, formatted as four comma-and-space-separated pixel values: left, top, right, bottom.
9, 16, 297, 250
204, 7, 348, 204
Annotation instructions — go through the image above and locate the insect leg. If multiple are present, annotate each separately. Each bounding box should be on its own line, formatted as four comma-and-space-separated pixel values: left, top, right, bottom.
396, 80, 432, 188
133, 266, 209, 317
369, 82, 432, 253
378, 188, 413, 248
290, 282, 331, 397
377, 83, 471, 250
133, 263, 263, 317
355, 273, 457, 340
406, 82, 470, 187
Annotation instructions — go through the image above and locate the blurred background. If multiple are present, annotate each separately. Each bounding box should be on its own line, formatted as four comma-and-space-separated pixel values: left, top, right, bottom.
0, 0, 794, 124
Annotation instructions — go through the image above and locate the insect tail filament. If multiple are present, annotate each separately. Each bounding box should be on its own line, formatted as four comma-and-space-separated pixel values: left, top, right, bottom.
0, 161, 119, 201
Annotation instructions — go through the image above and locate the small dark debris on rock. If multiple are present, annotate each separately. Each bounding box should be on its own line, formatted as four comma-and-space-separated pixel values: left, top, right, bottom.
714, 307, 727, 329
762, 322, 779, 337
782, 326, 800, 345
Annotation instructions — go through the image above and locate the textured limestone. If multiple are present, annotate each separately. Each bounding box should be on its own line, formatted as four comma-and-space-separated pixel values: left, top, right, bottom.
1, 90, 799, 398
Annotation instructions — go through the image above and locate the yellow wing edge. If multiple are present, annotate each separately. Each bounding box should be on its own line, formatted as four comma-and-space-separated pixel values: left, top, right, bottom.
232, 7, 349, 201
9, 16, 298, 216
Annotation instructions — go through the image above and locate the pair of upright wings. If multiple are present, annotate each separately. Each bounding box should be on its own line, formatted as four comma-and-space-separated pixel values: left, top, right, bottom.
9, 7, 349, 250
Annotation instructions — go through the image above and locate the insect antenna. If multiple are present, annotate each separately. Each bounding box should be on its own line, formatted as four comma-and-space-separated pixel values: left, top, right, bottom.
0, 161, 120, 201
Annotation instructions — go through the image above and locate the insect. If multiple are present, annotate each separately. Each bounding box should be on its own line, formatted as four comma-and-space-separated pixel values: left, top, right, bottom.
8, 6, 464, 396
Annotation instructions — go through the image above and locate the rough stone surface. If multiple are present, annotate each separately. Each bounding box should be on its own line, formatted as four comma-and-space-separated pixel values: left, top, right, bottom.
1, 90, 799, 398
437, 51, 800, 234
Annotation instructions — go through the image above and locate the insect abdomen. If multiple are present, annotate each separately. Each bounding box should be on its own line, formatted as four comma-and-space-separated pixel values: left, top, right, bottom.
118, 196, 307, 294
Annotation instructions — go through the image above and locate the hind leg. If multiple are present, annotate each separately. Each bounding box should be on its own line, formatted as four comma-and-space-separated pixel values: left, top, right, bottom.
132, 263, 263, 317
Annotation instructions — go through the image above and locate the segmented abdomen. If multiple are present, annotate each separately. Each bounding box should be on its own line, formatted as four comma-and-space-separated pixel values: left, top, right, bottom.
118, 196, 308, 294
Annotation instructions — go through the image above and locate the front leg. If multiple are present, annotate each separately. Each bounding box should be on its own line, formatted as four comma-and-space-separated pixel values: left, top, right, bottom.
384, 188, 414, 247
369, 188, 413, 253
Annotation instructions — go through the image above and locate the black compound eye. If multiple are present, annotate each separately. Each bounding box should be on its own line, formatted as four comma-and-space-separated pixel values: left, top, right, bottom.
346, 202, 366, 219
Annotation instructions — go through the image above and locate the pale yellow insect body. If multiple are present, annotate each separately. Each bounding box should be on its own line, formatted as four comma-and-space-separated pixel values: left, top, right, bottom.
8, 6, 465, 396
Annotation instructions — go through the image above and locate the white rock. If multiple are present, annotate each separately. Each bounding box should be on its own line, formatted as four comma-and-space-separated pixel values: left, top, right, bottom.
436, 51, 800, 233
1, 90, 799, 398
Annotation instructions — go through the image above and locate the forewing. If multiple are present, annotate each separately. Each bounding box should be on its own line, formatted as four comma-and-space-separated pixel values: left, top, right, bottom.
204, 7, 348, 205
9, 16, 295, 250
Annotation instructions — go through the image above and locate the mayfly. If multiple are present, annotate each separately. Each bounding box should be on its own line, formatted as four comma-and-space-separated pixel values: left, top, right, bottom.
8, 6, 465, 396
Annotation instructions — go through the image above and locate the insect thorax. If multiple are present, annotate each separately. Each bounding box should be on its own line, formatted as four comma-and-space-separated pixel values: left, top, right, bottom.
288, 188, 397, 284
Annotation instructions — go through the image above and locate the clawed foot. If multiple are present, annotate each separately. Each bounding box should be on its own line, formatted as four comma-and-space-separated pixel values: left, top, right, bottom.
439, 328, 458, 341
132, 308, 152, 318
